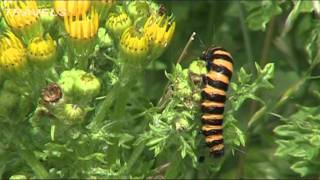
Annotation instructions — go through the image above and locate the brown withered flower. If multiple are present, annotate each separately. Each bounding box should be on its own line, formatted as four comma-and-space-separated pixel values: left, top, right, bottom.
41, 83, 62, 103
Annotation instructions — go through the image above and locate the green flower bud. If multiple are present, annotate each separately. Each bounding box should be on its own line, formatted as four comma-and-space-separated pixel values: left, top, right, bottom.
176, 82, 192, 97
58, 69, 100, 102
106, 11, 132, 39
58, 76, 74, 97
192, 93, 201, 102
188, 60, 207, 76
38, 1, 56, 29
126, 1, 149, 21
57, 69, 82, 96
175, 118, 190, 131
74, 72, 101, 99
62, 104, 86, 125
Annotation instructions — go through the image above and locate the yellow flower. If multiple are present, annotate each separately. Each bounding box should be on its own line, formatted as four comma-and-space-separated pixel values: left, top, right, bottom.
106, 12, 132, 38
64, 9, 99, 40
120, 27, 149, 63
0, 32, 27, 74
0, 0, 43, 41
27, 34, 57, 68
53, 0, 91, 17
64, 9, 99, 57
144, 14, 176, 59
0, 1, 39, 29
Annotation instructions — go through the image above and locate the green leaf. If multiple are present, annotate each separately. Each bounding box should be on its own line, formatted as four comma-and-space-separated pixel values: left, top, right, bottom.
290, 161, 315, 177
146, 136, 167, 147
274, 125, 300, 137
283, 1, 314, 36
246, 1, 282, 31
238, 67, 252, 84
275, 140, 298, 157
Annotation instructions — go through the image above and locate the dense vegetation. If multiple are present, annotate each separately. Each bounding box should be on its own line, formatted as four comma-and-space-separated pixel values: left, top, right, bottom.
0, 0, 320, 179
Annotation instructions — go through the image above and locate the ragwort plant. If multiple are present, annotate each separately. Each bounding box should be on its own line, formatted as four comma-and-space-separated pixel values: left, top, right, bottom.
0, 0, 320, 179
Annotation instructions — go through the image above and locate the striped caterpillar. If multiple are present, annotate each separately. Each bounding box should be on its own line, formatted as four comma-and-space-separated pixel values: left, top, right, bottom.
200, 46, 233, 158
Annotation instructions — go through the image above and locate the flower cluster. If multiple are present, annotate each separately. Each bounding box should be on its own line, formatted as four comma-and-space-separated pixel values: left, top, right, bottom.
0, 2, 177, 178
0, 0, 43, 42
107, 2, 176, 63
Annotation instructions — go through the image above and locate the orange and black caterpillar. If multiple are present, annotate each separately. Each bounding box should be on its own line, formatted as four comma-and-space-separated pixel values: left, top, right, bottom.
200, 46, 233, 158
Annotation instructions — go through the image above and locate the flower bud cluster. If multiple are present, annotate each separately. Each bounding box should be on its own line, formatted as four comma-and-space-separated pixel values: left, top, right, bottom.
36, 69, 101, 126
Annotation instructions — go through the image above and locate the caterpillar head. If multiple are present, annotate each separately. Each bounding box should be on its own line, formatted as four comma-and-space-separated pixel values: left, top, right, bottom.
200, 46, 225, 61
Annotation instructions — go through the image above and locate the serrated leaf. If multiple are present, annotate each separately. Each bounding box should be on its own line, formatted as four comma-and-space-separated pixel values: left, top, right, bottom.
246, 1, 282, 31
238, 67, 252, 84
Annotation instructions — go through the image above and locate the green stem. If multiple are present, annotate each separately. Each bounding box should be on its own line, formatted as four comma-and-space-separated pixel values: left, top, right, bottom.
248, 76, 307, 128
89, 82, 119, 128
89, 62, 140, 128
238, 1, 254, 71
248, 33, 320, 128
164, 152, 181, 178
122, 143, 145, 174
77, 55, 90, 70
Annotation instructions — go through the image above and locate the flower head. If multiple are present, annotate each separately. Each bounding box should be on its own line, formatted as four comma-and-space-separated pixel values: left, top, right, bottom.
0, 32, 27, 75
0, 0, 39, 29
54, 0, 91, 17
28, 34, 57, 68
120, 27, 149, 63
64, 9, 99, 56
64, 9, 99, 40
41, 83, 62, 103
106, 12, 132, 38
0, 1, 43, 42
144, 13, 176, 59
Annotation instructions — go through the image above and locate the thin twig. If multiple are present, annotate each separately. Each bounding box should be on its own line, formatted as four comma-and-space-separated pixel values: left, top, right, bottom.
176, 32, 196, 64
157, 32, 197, 107
260, 19, 275, 66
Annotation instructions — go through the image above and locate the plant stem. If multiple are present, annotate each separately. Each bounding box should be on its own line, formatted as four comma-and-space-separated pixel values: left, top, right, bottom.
238, 1, 254, 71
77, 55, 90, 70
122, 143, 145, 174
89, 82, 119, 127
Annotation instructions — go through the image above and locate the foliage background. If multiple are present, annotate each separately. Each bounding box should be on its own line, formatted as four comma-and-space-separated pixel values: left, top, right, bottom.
1, 0, 320, 179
